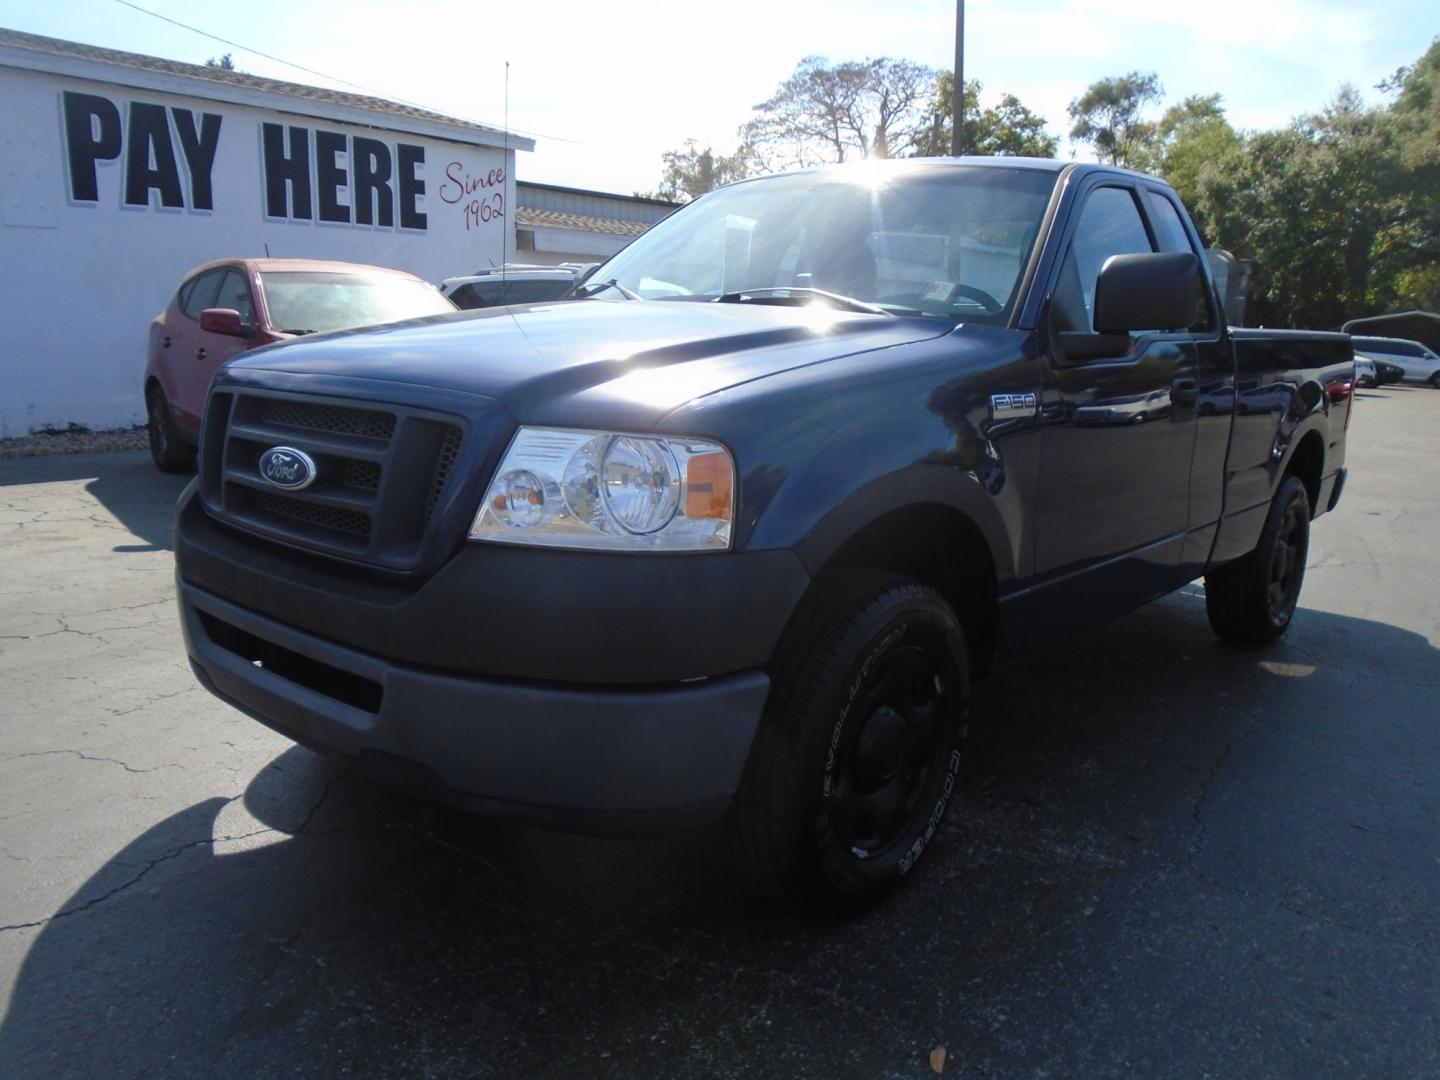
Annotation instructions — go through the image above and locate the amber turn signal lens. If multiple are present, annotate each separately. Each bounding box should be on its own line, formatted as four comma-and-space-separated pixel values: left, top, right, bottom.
685, 451, 733, 521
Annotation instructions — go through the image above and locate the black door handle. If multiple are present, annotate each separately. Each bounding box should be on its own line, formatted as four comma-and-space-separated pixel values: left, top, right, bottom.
1172, 378, 1198, 406
161, 335, 171, 348
196, 347, 207, 360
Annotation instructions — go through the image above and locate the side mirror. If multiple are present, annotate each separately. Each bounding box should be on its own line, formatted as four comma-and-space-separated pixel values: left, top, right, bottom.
1093, 252, 1199, 333
199, 308, 254, 338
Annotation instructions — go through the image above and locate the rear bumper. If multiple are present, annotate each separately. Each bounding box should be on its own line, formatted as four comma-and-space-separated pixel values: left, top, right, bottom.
180, 579, 769, 829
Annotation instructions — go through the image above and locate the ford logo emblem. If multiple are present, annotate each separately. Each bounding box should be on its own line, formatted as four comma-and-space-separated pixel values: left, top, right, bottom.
258, 446, 318, 491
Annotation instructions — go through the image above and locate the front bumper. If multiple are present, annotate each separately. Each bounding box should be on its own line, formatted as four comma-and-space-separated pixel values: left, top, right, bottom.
180, 579, 770, 829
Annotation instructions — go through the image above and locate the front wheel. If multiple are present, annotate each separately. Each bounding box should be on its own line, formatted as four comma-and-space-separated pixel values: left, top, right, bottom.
1429, 372, 1440, 389
1204, 475, 1311, 645
725, 570, 969, 909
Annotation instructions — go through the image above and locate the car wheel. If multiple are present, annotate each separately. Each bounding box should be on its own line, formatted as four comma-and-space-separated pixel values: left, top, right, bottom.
146, 384, 196, 473
1430, 372, 1440, 389
1204, 475, 1311, 646
725, 569, 969, 909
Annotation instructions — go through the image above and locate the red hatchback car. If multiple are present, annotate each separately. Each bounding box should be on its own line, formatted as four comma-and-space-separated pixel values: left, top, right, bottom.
143, 258, 456, 471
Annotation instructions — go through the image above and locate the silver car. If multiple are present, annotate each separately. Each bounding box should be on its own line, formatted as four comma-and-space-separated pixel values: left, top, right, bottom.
1350, 336, 1440, 388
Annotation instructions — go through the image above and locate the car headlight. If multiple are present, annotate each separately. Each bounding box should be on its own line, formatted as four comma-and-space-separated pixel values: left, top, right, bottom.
469, 427, 734, 552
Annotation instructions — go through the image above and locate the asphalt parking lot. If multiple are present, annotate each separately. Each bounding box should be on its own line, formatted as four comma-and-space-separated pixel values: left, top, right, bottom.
1, 386, 1437, 1078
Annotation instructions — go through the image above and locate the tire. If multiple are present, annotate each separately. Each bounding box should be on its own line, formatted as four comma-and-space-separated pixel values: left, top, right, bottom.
1204, 475, 1311, 645
1429, 372, 1440, 389
146, 384, 196, 473
725, 570, 969, 910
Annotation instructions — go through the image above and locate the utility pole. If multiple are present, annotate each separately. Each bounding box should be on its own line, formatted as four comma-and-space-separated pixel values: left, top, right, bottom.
951, 0, 964, 156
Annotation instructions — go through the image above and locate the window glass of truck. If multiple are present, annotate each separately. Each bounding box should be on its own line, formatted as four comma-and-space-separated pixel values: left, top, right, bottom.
591, 166, 1059, 323
1143, 190, 1215, 332
1050, 186, 1154, 332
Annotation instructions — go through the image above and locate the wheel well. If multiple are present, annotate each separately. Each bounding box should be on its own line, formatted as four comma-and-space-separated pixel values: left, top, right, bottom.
1284, 430, 1325, 513
810, 504, 999, 678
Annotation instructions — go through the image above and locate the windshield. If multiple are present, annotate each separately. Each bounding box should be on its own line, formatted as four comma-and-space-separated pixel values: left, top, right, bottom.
592, 165, 1058, 323
258, 272, 455, 334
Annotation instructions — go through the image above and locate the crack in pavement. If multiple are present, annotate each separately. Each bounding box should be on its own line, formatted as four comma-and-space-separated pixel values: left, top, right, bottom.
0, 749, 186, 775
0, 771, 357, 934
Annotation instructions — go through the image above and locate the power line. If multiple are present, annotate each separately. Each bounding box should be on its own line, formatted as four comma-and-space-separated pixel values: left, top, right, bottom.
108, 0, 576, 143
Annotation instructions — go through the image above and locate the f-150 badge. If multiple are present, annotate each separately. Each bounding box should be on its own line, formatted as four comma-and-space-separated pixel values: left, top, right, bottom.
990, 392, 1038, 420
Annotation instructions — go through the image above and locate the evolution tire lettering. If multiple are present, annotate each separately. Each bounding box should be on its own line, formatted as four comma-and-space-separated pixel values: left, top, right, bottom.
898, 749, 961, 876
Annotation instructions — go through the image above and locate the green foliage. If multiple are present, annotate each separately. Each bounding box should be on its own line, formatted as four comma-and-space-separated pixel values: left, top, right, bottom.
913, 73, 1058, 158
1068, 71, 1163, 167
651, 140, 752, 203
205, 53, 236, 71
1191, 40, 1440, 328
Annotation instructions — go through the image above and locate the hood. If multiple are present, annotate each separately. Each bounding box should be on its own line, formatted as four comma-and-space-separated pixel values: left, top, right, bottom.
226, 299, 954, 428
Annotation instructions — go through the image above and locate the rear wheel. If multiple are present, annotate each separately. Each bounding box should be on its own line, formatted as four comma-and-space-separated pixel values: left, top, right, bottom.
1204, 475, 1310, 645
725, 570, 969, 909
146, 384, 196, 473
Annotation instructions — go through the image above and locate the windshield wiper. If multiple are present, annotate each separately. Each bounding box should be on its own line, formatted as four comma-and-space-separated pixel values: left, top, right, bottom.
572, 277, 643, 301
711, 287, 893, 317
278, 328, 318, 335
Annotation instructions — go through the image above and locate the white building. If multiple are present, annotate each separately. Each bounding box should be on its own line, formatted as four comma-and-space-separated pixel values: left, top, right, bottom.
0, 28, 532, 435
516, 182, 677, 266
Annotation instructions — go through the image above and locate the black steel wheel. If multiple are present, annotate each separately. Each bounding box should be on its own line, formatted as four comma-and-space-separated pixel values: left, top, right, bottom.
146, 384, 195, 473
1205, 475, 1311, 645
726, 570, 969, 909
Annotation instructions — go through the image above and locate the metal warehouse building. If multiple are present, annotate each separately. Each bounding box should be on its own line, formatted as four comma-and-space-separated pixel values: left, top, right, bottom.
0, 28, 533, 435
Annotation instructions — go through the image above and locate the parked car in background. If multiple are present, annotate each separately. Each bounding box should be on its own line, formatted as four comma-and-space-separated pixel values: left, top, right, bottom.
1350, 336, 1440, 387
1372, 356, 1406, 385
144, 259, 456, 472
440, 264, 597, 310
1355, 353, 1404, 387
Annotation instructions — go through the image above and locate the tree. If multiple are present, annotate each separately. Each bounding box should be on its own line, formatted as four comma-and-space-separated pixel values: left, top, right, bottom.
913, 74, 1058, 158
1147, 94, 1243, 237
205, 53, 236, 70
1193, 87, 1402, 328
741, 56, 938, 168
1068, 72, 1163, 167
1374, 38, 1440, 312
651, 139, 752, 203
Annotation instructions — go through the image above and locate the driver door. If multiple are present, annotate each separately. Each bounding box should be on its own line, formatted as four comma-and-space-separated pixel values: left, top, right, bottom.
1029, 182, 1202, 637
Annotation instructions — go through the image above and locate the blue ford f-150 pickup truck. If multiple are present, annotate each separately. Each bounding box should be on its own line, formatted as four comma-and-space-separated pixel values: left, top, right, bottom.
174, 158, 1352, 907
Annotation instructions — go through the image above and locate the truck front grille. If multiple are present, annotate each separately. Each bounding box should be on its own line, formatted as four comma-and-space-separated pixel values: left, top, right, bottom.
200, 389, 467, 570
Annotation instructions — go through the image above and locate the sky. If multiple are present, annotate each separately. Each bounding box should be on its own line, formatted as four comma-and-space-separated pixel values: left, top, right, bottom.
2, 0, 1435, 196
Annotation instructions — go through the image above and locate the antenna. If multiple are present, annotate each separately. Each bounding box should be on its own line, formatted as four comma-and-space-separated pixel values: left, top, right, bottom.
503, 60, 510, 286
264, 242, 271, 257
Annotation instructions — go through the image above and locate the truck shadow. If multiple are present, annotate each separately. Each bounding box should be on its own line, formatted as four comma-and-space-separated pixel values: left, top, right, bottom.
3, 595, 1437, 1075
0, 450, 190, 553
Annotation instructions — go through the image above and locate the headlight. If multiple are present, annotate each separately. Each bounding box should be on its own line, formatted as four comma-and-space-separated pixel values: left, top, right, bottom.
469, 427, 734, 552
